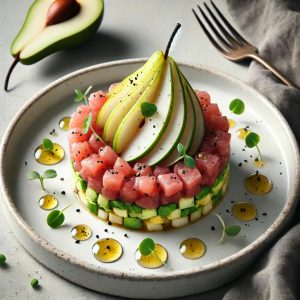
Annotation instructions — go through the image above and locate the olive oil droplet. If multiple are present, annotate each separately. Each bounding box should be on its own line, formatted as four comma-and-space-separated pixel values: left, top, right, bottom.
232, 202, 257, 221
253, 158, 264, 168
59, 116, 71, 131
135, 244, 168, 269
38, 194, 58, 210
179, 238, 206, 260
93, 238, 122, 263
228, 119, 236, 128
34, 143, 64, 165
244, 172, 272, 195
71, 224, 92, 241
236, 128, 251, 140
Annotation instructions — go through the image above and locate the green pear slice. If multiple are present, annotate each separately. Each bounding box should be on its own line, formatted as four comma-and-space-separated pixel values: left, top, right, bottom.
113, 62, 166, 154
102, 54, 164, 143
161, 60, 196, 166
97, 51, 164, 129
121, 61, 174, 162
11, 0, 104, 64
135, 58, 187, 166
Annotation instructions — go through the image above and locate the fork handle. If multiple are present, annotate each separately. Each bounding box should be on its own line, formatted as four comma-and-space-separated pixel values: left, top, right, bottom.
248, 53, 299, 89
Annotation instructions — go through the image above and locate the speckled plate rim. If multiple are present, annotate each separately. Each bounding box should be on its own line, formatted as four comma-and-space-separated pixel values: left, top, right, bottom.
0, 58, 299, 281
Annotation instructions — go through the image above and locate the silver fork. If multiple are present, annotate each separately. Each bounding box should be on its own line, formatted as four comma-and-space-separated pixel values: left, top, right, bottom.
192, 1, 299, 89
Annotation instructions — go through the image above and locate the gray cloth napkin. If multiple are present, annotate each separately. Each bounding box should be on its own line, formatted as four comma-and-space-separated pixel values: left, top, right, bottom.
221, 0, 300, 299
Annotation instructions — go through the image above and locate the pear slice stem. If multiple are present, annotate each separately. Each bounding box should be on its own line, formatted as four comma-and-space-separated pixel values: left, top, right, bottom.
164, 23, 181, 60
4, 55, 20, 92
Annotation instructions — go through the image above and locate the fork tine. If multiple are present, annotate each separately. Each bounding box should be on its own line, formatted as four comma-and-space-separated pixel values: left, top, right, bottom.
203, 2, 240, 47
192, 9, 227, 54
210, 0, 249, 45
197, 4, 235, 50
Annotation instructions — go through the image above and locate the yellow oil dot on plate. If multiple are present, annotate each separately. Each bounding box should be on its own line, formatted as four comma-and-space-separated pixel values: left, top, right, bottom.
244, 172, 272, 195
228, 119, 236, 128
34, 143, 65, 165
71, 224, 92, 241
253, 158, 265, 168
135, 244, 168, 269
92, 238, 123, 263
236, 128, 251, 140
38, 194, 58, 210
179, 238, 206, 260
232, 202, 257, 221
59, 116, 71, 131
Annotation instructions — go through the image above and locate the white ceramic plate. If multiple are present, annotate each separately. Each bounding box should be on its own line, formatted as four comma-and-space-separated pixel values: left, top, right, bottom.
1, 59, 299, 299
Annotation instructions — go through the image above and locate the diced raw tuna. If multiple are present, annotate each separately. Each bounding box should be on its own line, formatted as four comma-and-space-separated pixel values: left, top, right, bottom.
101, 186, 118, 200
113, 157, 134, 177
73, 161, 82, 172
134, 176, 159, 197
87, 177, 103, 193
157, 173, 183, 197
80, 154, 107, 178
68, 127, 89, 144
70, 142, 93, 162
208, 115, 230, 132
195, 90, 211, 107
203, 103, 221, 122
102, 169, 125, 193
88, 133, 105, 153
160, 191, 182, 205
196, 152, 220, 186
69, 105, 92, 130
133, 163, 153, 176
184, 184, 201, 197
119, 178, 139, 203
135, 194, 159, 209
88, 90, 107, 112
174, 163, 202, 195
214, 131, 231, 156
153, 166, 170, 177
98, 146, 118, 167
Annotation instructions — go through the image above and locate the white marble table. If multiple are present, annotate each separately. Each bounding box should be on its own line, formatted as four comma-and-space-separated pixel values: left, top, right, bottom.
0, 0, 248, 298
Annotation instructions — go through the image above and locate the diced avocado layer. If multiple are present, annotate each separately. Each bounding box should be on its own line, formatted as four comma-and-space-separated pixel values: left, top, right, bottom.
72, 163, 230, 230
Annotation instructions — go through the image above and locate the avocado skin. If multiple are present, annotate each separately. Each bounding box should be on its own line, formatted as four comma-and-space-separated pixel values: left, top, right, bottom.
11, 0, 104, 65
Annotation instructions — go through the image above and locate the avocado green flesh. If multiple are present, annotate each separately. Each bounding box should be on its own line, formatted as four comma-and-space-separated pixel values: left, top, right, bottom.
11, 0, 104, 64
72, 164, 230, 230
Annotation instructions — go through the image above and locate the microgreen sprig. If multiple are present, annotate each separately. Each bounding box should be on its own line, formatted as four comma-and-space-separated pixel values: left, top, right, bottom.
177, 143, 196, 168
74, 85, 93, 105
27, 169, 57, 191
245, 132, 263, 162
47, 204, 72, 228
214, 213, 241, 243
229, 98, 245, 115
43, 138, 54, 152
141, 102, 157, 117
83, 112, 93, 134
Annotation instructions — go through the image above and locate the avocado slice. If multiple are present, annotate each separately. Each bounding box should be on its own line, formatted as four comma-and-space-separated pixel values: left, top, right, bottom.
124, 217, 142, 229
86, 187, 98, 202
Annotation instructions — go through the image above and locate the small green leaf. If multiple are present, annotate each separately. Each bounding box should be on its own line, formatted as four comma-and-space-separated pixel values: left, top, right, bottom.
229, 98, 245, 115
82, 112, 93, 134
184, 155, 196, 168
177, 143, 185, 155
43, 169, 57, 179
47, 210, 65, 228
139, 238, 155, 256
74, 89, 84, 102
43, 138, 54, 151
27, 171, 40, 180
245, 132, 260, 148
141, 102, 157, 117
84, 85, 93, 96
31, 278, 39, 288
224, 226, 241, 236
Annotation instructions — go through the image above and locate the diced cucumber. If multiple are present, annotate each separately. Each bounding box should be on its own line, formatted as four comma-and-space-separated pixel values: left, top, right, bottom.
140, 209, 157, 220
196, 193, 212, 206
124, 217, 142, 229
144, 220, 163, 231
88, 200, 98, 215
196, 186, 211, 200
222, 180, 229, 196
212, 179, 225, 194
76, 176, 87, 191
212, 189, 222, 207
179, 197, 194, 209
108, 212, 123, 225
149, 216, 166, 224
77, 190, 88, 205
167, 208, 181, 220
172, 216, 188, 228
180, 208, 190, 218
98, 208, 108, 221
158, 203, 177, 217
86, 187, 98, 202
113, 207, 128, 218
97, 194, 110, 211
190, 206, 203, 222
203, 201, 213, 215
